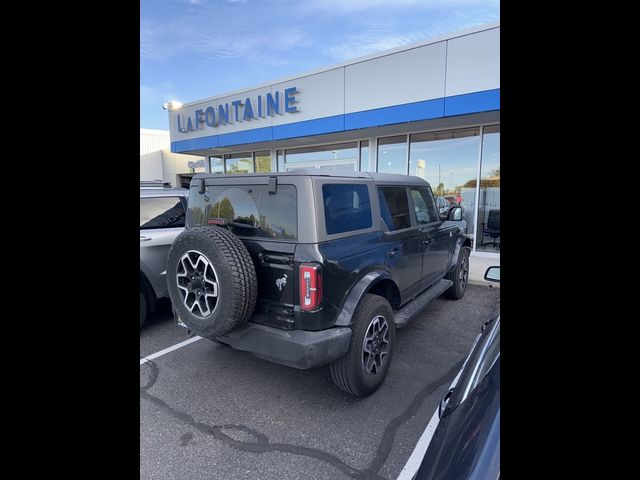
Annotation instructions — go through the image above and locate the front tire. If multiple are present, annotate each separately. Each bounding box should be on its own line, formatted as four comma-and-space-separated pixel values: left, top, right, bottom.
444, 246, 470, 300
330, 294, 396, 397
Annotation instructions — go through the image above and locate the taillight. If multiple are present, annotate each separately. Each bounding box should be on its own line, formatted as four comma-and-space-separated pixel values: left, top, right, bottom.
299, 264, 322, 311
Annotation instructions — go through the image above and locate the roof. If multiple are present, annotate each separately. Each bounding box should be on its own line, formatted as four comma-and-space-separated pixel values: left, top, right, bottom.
140, 187, 189, 198
190, 171, 430, 186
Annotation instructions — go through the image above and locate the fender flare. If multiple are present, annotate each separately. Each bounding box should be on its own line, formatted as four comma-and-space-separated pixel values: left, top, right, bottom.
448, 235, 472, 272
334, 270, 396, 327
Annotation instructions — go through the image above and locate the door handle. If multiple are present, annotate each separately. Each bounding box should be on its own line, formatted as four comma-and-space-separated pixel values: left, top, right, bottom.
423, 238, 432, 245
387, 247, 400, 257
140, 236, 152, 242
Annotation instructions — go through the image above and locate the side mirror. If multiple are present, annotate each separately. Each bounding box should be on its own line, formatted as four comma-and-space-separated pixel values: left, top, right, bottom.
484, 266, 500, 283
448, 206, 463, 221
439, 388, 454, 418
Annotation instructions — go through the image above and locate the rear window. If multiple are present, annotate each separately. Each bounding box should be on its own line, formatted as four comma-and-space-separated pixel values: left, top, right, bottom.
322, 183, 372, 235
188, 184, 297, 240
140, 197, 185, 229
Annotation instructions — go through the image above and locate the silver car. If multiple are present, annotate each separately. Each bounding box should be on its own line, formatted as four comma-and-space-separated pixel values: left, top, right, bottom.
140, 187, 188, 328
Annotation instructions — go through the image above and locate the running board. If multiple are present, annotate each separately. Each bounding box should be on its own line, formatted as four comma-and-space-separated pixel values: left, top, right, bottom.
394, 279, 453, 328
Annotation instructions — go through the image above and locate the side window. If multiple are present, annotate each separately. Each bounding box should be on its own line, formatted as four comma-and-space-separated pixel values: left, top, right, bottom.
377, 186, 411, 231
322, 183, 372, 235
140, 197, 186, 229
410, 187, 439, 225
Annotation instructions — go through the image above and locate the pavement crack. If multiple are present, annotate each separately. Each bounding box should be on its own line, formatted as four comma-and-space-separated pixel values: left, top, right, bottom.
361, 360, 464, 477
140, 357, 463, 479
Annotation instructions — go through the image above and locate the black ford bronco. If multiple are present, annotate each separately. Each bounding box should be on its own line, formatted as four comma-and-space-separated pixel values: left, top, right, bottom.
167, 170, 471, 397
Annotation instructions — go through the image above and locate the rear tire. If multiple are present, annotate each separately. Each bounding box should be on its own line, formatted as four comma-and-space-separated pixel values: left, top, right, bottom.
140, 289, 147, 329
444, 246, 470, 300
330, 294, 395, 397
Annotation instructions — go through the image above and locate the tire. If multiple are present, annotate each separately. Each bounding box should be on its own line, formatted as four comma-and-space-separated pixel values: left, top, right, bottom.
330, 294, 396, 397
444, 246, 470, 300
167, 226, 257, 339
140, 289, 147, 329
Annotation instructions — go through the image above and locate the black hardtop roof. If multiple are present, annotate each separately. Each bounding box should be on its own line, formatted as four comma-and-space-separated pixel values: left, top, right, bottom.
190, 170, 430, 187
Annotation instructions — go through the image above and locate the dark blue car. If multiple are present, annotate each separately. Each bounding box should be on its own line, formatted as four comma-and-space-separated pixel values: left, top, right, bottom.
414, 266, 500, 480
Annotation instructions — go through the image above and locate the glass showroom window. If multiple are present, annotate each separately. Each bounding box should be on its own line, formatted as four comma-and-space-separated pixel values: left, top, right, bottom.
284, 142, 359, 171
377, 135, 408, 174
277, 150, 284, 172
210, 156, 224, 174
360, 141, 370, 171
254, 150, 272, 173
408, 128, 481, 237
225, 152, 254, 174
477, 125, 500, 252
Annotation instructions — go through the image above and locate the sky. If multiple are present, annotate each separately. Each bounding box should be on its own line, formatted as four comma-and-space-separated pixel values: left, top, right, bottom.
140, 0, 500, 130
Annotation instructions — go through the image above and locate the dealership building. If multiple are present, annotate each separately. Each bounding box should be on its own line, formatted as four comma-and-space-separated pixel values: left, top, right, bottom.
167, 22, 500, 278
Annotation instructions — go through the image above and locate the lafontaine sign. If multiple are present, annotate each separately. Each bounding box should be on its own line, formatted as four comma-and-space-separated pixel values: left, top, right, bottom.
176, 87, 299, 134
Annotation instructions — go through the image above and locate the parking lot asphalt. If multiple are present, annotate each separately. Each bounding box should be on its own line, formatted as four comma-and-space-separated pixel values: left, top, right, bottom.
140, 284, 500, 480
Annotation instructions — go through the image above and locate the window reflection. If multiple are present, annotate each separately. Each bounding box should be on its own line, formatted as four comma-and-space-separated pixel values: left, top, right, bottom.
477, 125, 500, 251
377, 135, 407, 174
140, 197, 185, 229
360, 140, 369, 171
210, 156, 224, 174
225, 152, 254, 174
254, 150, 272, 173
190, 185, 298, 239
409, 128, 480, 236
284, 142, 358, 171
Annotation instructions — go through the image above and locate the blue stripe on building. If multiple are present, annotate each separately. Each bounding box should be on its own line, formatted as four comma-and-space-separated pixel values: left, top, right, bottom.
171, 88, 499, 153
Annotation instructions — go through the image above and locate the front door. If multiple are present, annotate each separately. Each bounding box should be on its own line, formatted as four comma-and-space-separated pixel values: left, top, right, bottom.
377, 186, 424, 300
409, 186, 455, 287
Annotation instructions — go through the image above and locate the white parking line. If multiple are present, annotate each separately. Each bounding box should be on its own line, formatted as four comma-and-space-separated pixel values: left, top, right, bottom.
396, 367, 465, 480
140, 336, 202, 365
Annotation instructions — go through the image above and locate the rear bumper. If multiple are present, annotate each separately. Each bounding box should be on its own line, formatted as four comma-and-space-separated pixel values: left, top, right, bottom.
217, 322, 352, 369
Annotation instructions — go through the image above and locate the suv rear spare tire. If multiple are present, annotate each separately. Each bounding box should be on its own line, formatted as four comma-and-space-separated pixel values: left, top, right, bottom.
167, 226, 257, 339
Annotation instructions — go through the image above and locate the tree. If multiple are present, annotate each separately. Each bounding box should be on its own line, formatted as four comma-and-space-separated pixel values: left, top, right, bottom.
208, 197, 235, 220
255, 156, 271, 173
435, 183, 445, 196
463, 178, 500, 188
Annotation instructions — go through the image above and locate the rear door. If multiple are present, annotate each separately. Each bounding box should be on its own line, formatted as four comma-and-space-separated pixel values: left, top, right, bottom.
377, 186, 424, 300
140, 195, 187, 297
409, 186, 455, 285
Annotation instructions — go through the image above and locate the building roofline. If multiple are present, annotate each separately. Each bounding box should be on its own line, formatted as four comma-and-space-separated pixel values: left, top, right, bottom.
140, 128, 170, 135
176, 21, 500, 109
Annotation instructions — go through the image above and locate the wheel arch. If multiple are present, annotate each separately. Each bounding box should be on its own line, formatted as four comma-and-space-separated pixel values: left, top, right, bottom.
448, 236, 473, 272
334, 270, 400, 327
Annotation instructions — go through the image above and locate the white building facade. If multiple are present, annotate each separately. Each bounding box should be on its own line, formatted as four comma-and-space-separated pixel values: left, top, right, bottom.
140, 129, 205, 188
167, 23, 500, 272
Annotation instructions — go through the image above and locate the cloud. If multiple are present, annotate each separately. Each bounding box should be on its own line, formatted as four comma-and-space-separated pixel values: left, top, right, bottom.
298, 0, 497, 14
140, 84, 177, 104
140, 8, 306, 64
325, 32, 429, 61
